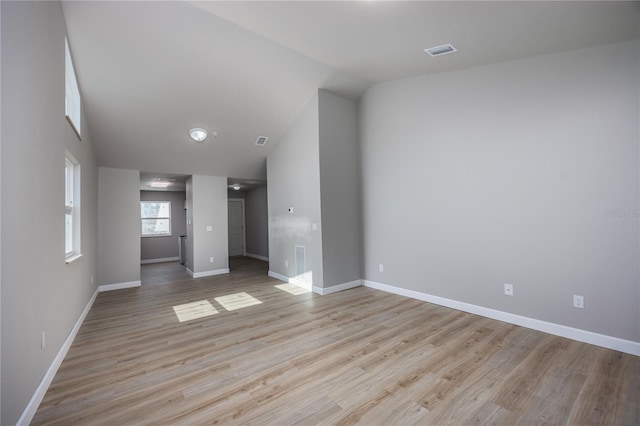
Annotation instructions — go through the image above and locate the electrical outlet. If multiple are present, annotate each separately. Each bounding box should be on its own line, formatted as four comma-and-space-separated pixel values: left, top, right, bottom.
91, 275, 94, 284
504, 283, 514, 296
209, 257, 214, 263
573, 295, 584, 309
379, 264, 384, 272
285, 260, 288, 267
206, 226, 212, 232
41, 331, 46, 350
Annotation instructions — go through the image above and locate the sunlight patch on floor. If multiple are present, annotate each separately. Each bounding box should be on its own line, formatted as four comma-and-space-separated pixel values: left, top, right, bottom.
215, 292, 262, 311
275, 283, 312, 295
173, 300, 219, 322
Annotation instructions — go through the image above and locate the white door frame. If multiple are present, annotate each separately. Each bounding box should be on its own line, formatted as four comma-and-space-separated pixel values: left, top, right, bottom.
228, 198, 246, 256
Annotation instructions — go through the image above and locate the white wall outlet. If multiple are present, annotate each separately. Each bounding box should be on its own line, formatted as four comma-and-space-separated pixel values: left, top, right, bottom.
379, 264, 384, 272
573, 295, 584, 309
206, 225, 212, 231
209, 257, 214, 263
285, 260, 288, 267
312, 223, 318, 231
41, 331, 46, 350
91, 275, 94, 284
504, 283, 514, 296
288, 207, 293, 213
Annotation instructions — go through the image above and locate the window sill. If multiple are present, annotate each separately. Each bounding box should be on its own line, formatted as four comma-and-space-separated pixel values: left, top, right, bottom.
141, 234, 172, 238
65, 253, 83, 264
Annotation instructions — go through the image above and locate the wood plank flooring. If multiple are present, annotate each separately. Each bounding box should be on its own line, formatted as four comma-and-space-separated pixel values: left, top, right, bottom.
140, 260, 189, 286
33, 257, 639, 425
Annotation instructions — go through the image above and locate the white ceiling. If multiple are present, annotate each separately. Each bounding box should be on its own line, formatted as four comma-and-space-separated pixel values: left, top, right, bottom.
62, 1, 640, 181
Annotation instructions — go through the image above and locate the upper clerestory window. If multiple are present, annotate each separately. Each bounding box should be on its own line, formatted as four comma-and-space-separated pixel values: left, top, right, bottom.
65, 37, 82, 140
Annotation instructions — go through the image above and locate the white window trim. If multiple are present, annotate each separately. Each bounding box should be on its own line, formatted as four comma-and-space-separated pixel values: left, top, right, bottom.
65, 37, 82, 140
141, 201, 172, 237
65, 151, 81, 261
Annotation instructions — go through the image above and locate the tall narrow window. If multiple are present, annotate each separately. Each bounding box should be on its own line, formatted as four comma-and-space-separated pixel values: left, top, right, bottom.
65, 152, 81, 261
65, 38, 81, 139
141, 201, 172, 237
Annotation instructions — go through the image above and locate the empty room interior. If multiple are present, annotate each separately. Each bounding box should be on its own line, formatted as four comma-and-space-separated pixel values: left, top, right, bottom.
1, 1, 639, 424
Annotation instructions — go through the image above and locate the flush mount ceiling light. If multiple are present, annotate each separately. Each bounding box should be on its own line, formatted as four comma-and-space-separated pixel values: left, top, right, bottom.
232, 184, 241, 191
425, 43, 457, 57
189, 128, 208, 142
150, 180, 170, 188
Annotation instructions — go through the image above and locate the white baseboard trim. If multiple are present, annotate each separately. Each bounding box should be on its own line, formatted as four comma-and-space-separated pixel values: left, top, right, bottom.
17, 287, 100, 426
268, 270, 288, 282
267, 272, 360, 296
363, 280, 640, 356
246, 253, 269, 262
290, 277, 313, 291
190, 268, 230, 278
98, 280, 141, 292
314, 279, 362, 295
268, 271, 314, 292
140, 257, 179, 265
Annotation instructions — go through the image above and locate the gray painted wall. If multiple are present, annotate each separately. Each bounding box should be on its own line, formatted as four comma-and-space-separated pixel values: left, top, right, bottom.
359, 40, 639, 342
268, 93, 324, 286
1, 2, 99, 423
191, 175, 229, 274
185, 177, 194, 271
1, 3, 3, 416
140, 190, 186, 261
245, 186, 269, 259
98, 168, 141, 286
267, 91, 361, 289
318, 90, 361, 287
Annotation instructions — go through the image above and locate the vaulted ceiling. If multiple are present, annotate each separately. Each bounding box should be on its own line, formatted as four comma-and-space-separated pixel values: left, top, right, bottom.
61, 1, 640, 180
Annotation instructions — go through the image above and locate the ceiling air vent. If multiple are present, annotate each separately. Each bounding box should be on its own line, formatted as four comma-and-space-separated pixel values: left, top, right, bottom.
255, 136, 268, 146
425, 44, 457, 57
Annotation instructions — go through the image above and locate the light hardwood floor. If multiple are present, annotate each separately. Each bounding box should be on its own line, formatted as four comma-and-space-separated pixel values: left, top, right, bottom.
33, 257, 639, 425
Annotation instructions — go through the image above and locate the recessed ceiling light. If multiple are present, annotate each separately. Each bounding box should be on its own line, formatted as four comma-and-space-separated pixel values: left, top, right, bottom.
150, 181, 170, 188
189, 128, 208, 142
425, 44, 457, 57
255, 136, 268, 146
232, 184, 240, 191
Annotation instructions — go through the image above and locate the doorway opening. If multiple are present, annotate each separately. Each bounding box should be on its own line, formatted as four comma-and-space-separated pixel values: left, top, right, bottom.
226, 178, 269, 272
140, 172, 189, 285
228, 198, 246, 257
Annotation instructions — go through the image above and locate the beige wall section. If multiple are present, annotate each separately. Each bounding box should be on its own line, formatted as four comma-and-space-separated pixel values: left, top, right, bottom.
359, 40, 640, 342
191, 175, 229, 274
318, 90, 361, 288
245, 186, 269, 259
98, 168, 141, 286
1, 2, 99, 423
267, 93, 323, 286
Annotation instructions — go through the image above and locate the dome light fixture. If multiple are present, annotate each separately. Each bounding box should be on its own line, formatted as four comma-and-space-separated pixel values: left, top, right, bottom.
189, 128, 208, 142
232, 184, 241, 191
